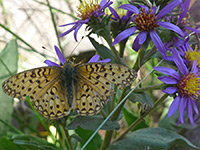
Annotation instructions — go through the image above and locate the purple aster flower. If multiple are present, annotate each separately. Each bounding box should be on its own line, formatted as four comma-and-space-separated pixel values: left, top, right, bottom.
44, 46, 111, 66
112, 0, 185, 57
108, 6, 133, 22
154, 49, 200, 126
164, 37, 200, 70
177, 0, 200, 34
59, 0, 113, 41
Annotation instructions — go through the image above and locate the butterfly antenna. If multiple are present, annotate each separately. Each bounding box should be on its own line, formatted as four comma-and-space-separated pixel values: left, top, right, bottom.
69, 36, 85, 58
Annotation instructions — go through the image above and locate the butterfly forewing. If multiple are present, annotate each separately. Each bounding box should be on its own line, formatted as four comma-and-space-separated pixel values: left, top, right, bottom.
2, 66, 72, 119
2, 62, 137, 119
74, 63, 137, 115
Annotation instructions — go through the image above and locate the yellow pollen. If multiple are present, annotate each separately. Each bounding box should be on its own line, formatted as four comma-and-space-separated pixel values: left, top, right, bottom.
77, 0, 101, 20
134, 8, 158, 31
185, 45, 200, 68
178, 72, 200, 98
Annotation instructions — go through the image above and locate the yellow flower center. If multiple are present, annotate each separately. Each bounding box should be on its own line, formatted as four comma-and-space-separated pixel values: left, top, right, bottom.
77, 0, 101, 20
134, 8, 158, 31
177, 72, 200, 98
185, 45, 200, 68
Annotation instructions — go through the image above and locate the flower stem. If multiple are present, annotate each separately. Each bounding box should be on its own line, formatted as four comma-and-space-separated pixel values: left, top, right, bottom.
134, 83, 165, 92
100, 87, 128, 150
113, 93, 169, 142
46, 0, 63, 53
60, 121, 73, 150
133, 46, 145, 71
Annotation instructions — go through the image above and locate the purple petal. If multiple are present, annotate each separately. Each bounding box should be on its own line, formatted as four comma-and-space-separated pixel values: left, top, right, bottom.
98, 59, 111, 63
188, 99, 194, 126
54, 46, 66, 65
157, 0, 182, 20
163, 87, 178, 94
158, 22, 185, 37
154, 67, 180, 80
149, 31, 166, 57
158, 76, 178, 84
138, 31, 147, 44
172, 48, 188, 75
88, 54, 100, 63
58, 23, 79, 37
132, 31, 147, 51
109, 6, 120, 20
184, 26, 200, 34
59, 21, 79, 27
191, 60, 198, 74
74, 23, 83, 42
44, 60, 61, 67
119, 4, 139, 14
132, 35, 141, 51
112, 27, 137, 46
191, 100, 199, 116
100, 0, 107, 7
179, 97, 187, 124
178, 0, 191, 24
168, 96, 181, 117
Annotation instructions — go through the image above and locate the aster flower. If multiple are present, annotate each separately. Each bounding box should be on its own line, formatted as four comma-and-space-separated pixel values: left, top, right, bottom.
44, 46, 111, 67
108, 6, 133, 22
154, 49, 200, 126
59, 0, 113, 41
177, 0, 200, 34
164, 37, 200, 69
112, 0, 185, 57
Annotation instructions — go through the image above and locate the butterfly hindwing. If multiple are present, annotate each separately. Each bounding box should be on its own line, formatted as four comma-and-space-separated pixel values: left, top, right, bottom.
75, 79, 103, 116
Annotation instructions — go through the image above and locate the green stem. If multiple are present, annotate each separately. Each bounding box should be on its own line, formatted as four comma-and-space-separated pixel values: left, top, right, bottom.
0, 24, 48, 58
100, 87, 128, 150
33, 0, 79, 19
0, 58, 13, 76
46, 0, 63, 53
133, 46, 145, 71
134, 83, 165, 92
61, 121, 73, 150
101, 32, 122, 64
113, 93, 169, 142
119, 39, 128, 57
0, 0, 10, 27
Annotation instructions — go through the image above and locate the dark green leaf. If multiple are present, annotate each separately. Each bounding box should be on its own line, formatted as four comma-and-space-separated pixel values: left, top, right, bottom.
0, 40, 18, 136
66, 115, 120, 130
0, 134, 57, 150
75, 127, 102, 150
122, 108, 148, 131
108, 127, 200, 150
88, 37, 117, 63
128, 92, 154, 106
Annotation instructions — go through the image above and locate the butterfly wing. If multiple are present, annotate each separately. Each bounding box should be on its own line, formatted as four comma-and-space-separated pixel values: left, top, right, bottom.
2, 67, 71, 119
74, 63, 137, 115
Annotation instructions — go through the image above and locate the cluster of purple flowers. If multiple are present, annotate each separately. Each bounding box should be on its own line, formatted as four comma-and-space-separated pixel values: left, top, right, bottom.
47, 0, 200, 126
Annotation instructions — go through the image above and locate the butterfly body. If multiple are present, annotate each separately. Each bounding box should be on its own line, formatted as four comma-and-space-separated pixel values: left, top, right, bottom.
2, 62, 137, 119
60, 61, 78, 108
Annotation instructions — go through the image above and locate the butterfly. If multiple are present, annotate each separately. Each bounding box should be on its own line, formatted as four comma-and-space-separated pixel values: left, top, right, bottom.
2, 51, 137, 119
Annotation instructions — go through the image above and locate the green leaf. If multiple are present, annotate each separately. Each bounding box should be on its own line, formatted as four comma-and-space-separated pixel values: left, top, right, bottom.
108, 127, 200, 150
0, 134, 57, 150
0, 40, 18, 136
88, 36, 117, 63
66, 115, 120, 130
122, 108, 148, 131
128, 92, 154, 106
75, 127, 102, 150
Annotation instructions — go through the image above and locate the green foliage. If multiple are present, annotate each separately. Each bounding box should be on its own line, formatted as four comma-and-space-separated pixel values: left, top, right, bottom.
0, 40, 18, 136
107, 127, 200, 150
